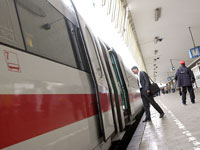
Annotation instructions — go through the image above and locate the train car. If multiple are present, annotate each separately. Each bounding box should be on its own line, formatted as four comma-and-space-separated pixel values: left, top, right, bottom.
0, 0, 143, 149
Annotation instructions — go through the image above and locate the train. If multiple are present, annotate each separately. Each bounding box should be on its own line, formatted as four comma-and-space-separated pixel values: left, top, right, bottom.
0, 0, 143, 149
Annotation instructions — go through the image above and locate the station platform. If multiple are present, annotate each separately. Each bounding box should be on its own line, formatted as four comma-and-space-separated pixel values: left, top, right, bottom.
127, 88, 200, 150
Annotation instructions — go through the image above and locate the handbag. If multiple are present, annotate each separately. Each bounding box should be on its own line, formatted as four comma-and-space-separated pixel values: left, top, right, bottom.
148, 76, 160, 95
178, 87, 182, 96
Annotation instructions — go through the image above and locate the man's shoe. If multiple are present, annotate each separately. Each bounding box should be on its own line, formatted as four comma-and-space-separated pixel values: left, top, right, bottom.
182, 102, 186, 105
142, 118, 151, 122
160, 113, 165, 118
192, 101, 195, 104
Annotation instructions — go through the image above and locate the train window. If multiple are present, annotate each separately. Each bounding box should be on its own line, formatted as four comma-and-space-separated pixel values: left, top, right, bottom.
66, 21, 90, 72
0, 0, 24, 49
76, 30, 90, 72
15, 0, 78, 68
85, 27, 103, 77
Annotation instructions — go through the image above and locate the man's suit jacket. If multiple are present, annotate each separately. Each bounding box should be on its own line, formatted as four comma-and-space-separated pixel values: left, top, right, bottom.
138, 71, 151, 91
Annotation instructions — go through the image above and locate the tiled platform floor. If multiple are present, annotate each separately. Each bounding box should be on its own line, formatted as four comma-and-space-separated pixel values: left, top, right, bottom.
128, 88, 200, 150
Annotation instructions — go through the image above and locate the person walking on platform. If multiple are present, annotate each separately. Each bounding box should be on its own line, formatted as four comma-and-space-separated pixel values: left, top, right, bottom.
131, 66, 165, 122
175, 60, 195, 105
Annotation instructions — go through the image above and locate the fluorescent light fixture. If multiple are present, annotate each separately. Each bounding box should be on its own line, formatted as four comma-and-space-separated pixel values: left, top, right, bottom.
154, 36, 163, 44
155, 8, 161, 21
154, 50, 158, 55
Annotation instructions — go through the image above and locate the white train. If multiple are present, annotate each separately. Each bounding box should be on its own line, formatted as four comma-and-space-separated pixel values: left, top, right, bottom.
0, 0, 143, 149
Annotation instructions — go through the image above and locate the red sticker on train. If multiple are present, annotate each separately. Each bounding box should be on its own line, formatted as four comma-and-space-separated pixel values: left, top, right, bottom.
4, 50, 21, 72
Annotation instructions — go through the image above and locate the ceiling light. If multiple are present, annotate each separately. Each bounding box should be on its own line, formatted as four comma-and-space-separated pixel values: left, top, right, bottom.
154, 36, 163, 44
154, 50, 158, 55
155, 8, 161, 21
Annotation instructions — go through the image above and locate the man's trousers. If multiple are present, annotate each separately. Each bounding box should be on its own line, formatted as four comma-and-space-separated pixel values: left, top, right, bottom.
182, 86, 195, 104
140, 89, 164, 119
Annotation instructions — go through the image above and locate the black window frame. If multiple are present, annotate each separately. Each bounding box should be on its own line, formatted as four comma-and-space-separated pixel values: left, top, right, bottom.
65, 20, 90, 72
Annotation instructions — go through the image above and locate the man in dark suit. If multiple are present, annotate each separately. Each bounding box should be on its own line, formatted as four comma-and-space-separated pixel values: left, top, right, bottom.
131, 66, 164, 122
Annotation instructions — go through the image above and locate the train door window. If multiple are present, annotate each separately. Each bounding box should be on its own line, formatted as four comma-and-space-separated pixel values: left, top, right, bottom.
110, 52, 128, 110
75, 30, 90, 72
66, 21, 90, 72
85, 27, 103, 77
0, 0, 24, 49
121, 62, 130, 87
15, 0, 78, 68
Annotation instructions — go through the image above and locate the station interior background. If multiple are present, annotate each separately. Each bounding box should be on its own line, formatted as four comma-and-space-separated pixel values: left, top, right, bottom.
72, 0, 200, 88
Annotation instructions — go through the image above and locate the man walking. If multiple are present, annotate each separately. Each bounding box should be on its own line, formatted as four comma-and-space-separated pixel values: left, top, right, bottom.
131, 66, 164, 122
175, 60, 195, 105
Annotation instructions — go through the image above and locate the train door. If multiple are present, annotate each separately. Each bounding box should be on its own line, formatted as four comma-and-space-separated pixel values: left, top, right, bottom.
81, 25, 115, 141
98, 42, 125, 131
94, 40, 119, 133
117, 56, 135, 116
109, 50, 131, 120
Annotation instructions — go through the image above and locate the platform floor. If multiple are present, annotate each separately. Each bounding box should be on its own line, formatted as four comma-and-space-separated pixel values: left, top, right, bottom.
127, 88, 200, 150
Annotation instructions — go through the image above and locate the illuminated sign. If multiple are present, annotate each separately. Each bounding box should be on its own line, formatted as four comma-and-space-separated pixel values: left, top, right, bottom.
189, 46, 200, 58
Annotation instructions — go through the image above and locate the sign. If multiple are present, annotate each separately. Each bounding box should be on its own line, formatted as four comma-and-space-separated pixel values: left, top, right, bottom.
4, 50, 21, 72
189, 46, 200, 58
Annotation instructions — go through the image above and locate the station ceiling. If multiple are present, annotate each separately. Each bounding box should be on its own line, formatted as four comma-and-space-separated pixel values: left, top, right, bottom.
127, 0, 200, 83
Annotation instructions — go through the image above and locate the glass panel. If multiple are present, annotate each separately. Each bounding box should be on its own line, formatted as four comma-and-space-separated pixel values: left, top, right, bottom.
85, 27, 102, 77
0, 0, 24, 49
16, 0, 77, 67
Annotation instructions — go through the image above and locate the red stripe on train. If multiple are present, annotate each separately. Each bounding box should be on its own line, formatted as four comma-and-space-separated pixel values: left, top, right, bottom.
0, 93, 111, 149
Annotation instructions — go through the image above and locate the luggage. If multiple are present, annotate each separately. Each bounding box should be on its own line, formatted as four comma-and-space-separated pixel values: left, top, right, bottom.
178, 87, 182, 96
148, 76, 160, 95
150, 82, 160, 95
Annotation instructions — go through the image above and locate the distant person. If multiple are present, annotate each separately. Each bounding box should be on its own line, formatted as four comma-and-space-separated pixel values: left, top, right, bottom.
175, 60, 195, 105
161, 88, 165, 94
131, 66, 164, 122
158, 90, 161, 96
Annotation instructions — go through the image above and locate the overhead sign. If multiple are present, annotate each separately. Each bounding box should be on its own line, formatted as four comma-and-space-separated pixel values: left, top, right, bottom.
189, 46, 200, 58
